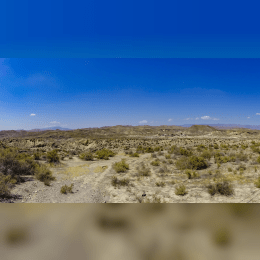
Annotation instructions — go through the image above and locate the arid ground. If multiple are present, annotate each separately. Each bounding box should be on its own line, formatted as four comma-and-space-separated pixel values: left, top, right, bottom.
1, 125, 260, 203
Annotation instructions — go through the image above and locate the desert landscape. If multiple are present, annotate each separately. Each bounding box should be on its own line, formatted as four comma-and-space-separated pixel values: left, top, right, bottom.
1, 124, 260, 203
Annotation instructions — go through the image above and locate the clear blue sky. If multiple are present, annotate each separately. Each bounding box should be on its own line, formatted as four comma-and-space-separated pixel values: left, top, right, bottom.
1, 0, 260, 57
1, 58, 260, 130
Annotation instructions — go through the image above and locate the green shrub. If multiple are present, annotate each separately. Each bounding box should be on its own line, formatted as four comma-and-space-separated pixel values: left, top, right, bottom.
113, 159, 129, 173
151, 160, 160, 166
175, 184, 187, 196
46, 149, 60, 163
155, 181, 165, 187
168, 159, 174, 164
136, 145, 144, 153
228, 167, 232, 172
220, 144, 228, 149
0, 155, 37, 183
79, 152, 94, 161
111, 176, 130, 187
207, 181, 234, 196
241, 144, 248, 150
96, 149, 116, 160
34, 164, 56, 186
176, 156, 208, 170
60, 183, 74, 194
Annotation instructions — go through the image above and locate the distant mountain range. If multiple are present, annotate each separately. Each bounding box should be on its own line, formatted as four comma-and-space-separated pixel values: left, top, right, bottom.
13, 124, 260, 132
179, 124, 260, 130
17, 126, 73, 132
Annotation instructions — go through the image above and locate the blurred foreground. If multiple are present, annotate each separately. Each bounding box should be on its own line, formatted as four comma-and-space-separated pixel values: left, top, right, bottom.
0, 204, 260, 260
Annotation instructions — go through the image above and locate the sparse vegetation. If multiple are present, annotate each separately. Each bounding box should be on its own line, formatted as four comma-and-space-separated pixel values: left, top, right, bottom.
111, 176, 130, 187
175, 184, 187, 196
46, 149, 60, 163
207, 180, 234, 196
79, 152, 94, 161
113, 159, 129, 173
60, 183, 74, 194
176, 156, 208, 170
151, 159, 160, 166
96, 148, 116, 160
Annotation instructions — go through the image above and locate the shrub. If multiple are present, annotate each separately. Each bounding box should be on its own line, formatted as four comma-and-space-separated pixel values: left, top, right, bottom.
137, 165, 151, 177
228, 167, 232, 172
241, 144, 248, 150
200, 150, 212, 160
176, 156, 208, 170
0, 155, 37, 183
96, 149, 116, 160
151, 153, 157, 158
151, 160, 160, 166
214, 144, 219, 149
136, 145, 144, 153
33, 152, 41, 160
111, 176, 130, 187
34, 164, 56, 186
145, 147, 154, 153
165, 154, 171, 159
113, 159, 129, 173
168, 159, 174, 164
184, 169, 200, 179
254, 177, 260, 188
236, 164, 246, 171
46, 149, 60, 163
60, 184, 74, 194
179, 147, 193, 157
207, 181, 234, 196
0, 174, 12, 199
175, 184, 187, 196
257, 156, 260, 164
79, 152, 94, 161
154, 146, 163, 152
155, 181, 165, 187
130, 152, 139, 157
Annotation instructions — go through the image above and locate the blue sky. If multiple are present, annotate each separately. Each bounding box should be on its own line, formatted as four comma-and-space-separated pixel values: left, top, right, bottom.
1, 58, 260, 130
1, 0, 260, 57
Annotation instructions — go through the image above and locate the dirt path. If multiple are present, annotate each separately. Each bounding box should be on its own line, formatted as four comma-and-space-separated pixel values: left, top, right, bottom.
10, 156, 119, 203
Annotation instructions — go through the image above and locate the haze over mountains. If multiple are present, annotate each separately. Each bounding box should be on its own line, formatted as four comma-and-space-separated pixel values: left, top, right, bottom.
13, 124, 260, 132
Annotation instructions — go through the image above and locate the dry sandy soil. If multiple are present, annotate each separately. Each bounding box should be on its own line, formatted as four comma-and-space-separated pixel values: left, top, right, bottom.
8, 148, 260, 203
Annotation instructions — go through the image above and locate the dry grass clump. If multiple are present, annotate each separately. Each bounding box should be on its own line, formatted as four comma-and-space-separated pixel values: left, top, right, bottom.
206, 180, 234, 196
136, 164, 151, 177
111, 176, 130, 187
129, 152, 139, 157
79, 152, 94, 161
155, 181, 166, 187
60, 183, 74, 194
184, 169, 200, 179
113, 159, 129, 173
175, 184, 187, 196
151, 159, 160, 166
